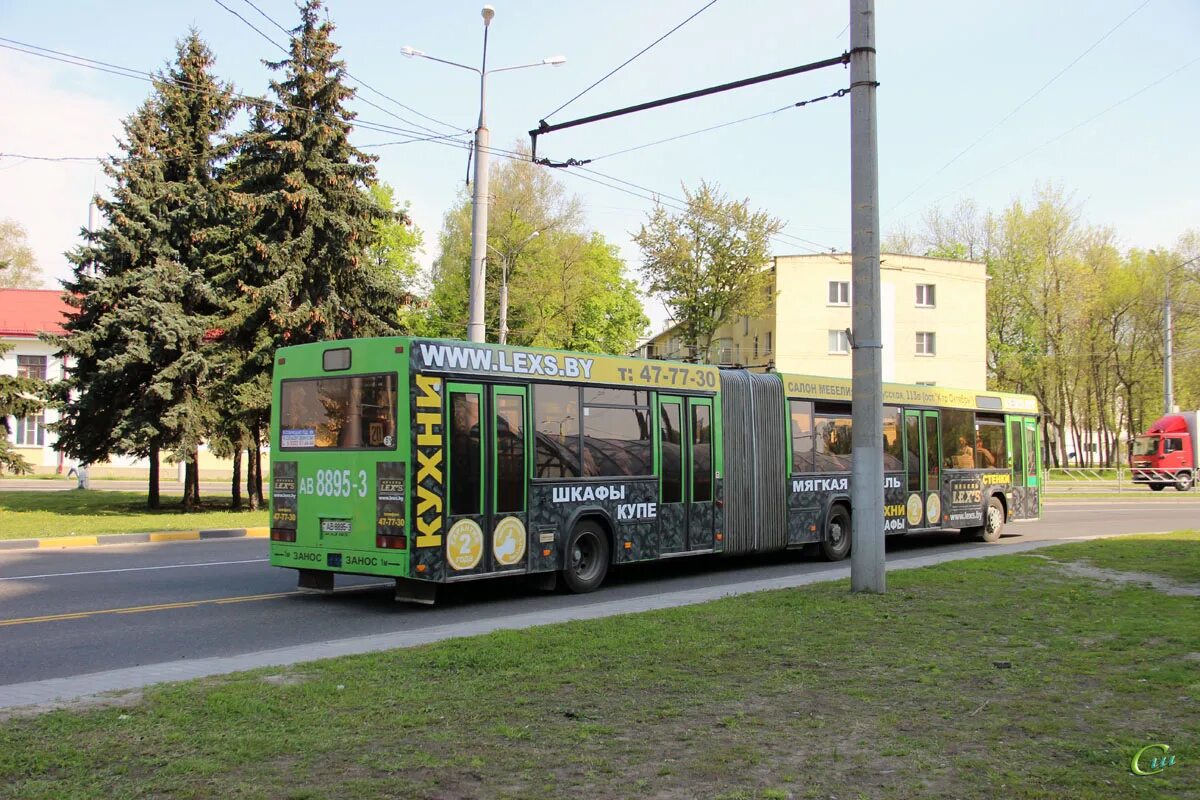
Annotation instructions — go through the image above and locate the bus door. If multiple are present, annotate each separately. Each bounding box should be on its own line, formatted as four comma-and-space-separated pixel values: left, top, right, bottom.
445, 383, 531, 577
656, 395, 716, 553
904, 409, 943, 528
1006, 415, 1040, 519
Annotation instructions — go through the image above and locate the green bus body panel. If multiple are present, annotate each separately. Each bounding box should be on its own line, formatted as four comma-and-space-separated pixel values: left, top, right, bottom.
269, 336, 1041, 585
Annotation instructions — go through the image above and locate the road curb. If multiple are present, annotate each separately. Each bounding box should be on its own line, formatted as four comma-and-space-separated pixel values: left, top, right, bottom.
0, 527, 269, 552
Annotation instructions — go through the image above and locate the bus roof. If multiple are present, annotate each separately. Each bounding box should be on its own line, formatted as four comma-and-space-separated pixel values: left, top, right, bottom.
779, 372, 1038, 414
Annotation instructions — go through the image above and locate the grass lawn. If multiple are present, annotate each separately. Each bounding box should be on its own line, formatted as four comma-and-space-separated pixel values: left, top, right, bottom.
2, 533, 1197, 798
0, 491, 268, 539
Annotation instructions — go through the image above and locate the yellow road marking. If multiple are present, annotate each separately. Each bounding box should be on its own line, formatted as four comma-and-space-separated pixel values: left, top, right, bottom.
0, 583, 391, 627
0, 591, 297, 627
244, 527, 269, 538
149, 531, 200, 542
39, 536, 100, 548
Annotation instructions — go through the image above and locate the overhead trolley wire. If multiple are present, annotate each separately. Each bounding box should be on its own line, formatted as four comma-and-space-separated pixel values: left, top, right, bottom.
540, 0, 721, 122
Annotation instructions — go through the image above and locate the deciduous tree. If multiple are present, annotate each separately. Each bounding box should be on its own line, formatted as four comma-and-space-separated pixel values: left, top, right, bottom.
634, 181, 781, 361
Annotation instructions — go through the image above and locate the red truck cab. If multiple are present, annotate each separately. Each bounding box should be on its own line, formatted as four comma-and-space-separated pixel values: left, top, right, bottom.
1130, 411, 1196, 491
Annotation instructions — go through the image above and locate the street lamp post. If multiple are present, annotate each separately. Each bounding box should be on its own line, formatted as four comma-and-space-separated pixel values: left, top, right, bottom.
488, 230, 539, 345
402, 9, 564, 344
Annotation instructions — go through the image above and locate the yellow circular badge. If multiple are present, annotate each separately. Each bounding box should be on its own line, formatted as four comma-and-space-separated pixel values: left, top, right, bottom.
492, 516, 527, 566
906, 493, 924, 527
926, 493, 942, 525
446, 519, 483, 571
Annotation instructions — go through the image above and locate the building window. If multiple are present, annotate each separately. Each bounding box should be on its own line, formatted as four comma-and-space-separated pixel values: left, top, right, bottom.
916, 283, 936, 307
14, 415, 45, 447
828, 280, 850, 306
743, 316, 749, 336
916, 331, 936, 356
765, 331, 772, 354
753, 336, 759, 359
828, 329, 850, 355
17, 355, 47, 380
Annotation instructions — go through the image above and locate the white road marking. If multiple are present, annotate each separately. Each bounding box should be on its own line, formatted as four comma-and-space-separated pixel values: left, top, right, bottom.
0, 558, 269, 582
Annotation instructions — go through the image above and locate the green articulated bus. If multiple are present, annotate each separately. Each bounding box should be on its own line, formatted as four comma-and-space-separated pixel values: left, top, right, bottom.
269, 337, 1041, 603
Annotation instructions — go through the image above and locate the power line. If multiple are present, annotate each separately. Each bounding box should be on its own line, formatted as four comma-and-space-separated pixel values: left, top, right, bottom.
541, 0, 721, 122
211, 0, 467, 137
916, 52, 1200, 214
0, 153, 98, 163
889, 0, 1153, 214
0, 37, 458, 145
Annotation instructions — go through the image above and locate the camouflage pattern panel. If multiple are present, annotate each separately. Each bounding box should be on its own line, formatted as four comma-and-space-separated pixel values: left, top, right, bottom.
688, 500, 715, 551
529, 478, 660, 570
788, 473, 848, 546
943, 471, 985, 529
410, 374, 446, 583
883, 473, 907, 535
1009, 485, 1039, 520
713, 477, 726, 553
658, 501, 686, 554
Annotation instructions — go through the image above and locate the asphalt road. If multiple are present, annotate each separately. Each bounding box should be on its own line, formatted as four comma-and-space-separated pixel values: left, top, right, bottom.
1, 498, 1196, 688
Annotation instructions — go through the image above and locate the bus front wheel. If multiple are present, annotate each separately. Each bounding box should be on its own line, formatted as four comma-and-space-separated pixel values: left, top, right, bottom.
820, 505, 852, 561
562, 520, 610, 593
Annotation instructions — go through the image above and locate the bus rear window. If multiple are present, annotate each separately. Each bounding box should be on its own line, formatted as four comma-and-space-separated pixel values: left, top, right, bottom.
280, 374, 397, 450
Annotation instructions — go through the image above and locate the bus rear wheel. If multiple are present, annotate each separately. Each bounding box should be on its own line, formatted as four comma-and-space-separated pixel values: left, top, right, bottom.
975, 497, 1005, 542
562, 520, 610, 594
820, 505, 852, 561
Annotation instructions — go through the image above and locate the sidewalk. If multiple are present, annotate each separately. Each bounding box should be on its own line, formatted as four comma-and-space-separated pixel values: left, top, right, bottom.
0, 527, 269, 551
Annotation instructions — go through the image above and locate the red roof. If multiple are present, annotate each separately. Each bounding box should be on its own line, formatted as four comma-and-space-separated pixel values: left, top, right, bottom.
0, 289, 72, 337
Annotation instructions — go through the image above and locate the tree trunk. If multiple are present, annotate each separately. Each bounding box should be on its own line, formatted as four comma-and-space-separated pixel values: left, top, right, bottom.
231, 447, 243, 510
148, 441, 160, 509
246, 445, 258, 511
191, 445, 201, 506
183, 457, 197, 511
252, 419, 266, 506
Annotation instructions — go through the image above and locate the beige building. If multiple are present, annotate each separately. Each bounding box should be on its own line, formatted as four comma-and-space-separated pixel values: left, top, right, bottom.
639, 252, 988, 390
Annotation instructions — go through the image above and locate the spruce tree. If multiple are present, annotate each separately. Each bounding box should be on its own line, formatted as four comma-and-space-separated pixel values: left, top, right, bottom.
50, 32, 239, 508
221, 0, 403, 502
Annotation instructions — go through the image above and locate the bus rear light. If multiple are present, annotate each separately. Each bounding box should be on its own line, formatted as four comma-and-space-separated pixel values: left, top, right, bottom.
624, 541, 632, 550
270, 528, 296, 542
542, 548, 551, 557
394, 345, 405, 353
376, 534, 407, 550
416, 564, 427, 573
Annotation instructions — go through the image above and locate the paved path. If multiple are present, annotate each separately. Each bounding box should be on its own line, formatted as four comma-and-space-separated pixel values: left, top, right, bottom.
0, 479, 237, 493
1, 499, 1194, 710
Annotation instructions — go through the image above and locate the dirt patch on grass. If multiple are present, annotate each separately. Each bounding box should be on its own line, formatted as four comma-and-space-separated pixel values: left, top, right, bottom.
1048, 559, 1200, 596
0, 688, 143, 722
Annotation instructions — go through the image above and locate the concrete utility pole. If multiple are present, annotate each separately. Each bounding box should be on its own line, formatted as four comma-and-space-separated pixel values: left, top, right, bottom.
849, 0, 885, 593
466, 6, 495, 344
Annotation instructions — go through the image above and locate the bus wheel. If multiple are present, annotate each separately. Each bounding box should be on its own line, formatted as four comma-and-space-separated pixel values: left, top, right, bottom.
562, 520, 610, 593
820, 505, 852, 561
976, 497, 1005, 543
1149, 483, 1166, 492
1175, 472, 1193, 492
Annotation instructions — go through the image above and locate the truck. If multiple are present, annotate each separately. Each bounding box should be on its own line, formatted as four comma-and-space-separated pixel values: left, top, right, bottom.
1130, 411, 1197, 491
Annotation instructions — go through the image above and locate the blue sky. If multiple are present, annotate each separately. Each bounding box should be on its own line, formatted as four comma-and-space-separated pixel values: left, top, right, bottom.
1, 0, 1197, 333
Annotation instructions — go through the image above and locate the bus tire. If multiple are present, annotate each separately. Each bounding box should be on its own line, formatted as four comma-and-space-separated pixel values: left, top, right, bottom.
820, 505, 852, 561
561, 520, 610, 594
976, 497, 1005, 542
1175, 472, 1193, 492
1149, 483, 1166, 492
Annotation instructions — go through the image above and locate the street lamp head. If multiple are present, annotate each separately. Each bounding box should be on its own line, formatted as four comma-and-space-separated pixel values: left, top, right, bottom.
400, 46, 422, 58
481, 5, 495, 26
543, 55, 567, 66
